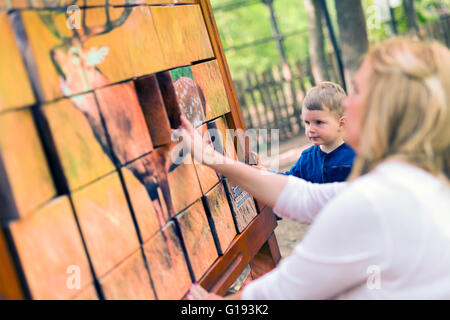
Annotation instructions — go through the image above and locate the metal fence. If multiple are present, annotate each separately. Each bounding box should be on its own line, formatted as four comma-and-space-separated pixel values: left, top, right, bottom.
234, 14, 449, 142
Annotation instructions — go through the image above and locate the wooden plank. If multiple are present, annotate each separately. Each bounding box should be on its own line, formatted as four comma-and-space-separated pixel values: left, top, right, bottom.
192, 124, 220, 194
143, 221, 192, 300
249, 233, 281, 279
71, 172, 140, 278
100, 249, 156, 300
0, 229, 24, 300
154, 144, 203, 215
191, 60, 231, 121
0, 13, 34, 111
121, 159, 161, 243
223, 177, 258, 233
42, 94, 115, 191
134, 75, 172, 147
198, 206, 277, 296
20, 10, 88, 102
71, 284, 98, 300
83, 6, 166, 88
198, 0, 246, 130
175, 199, 218, 281
9, 196, 93, 300
176, 4, 214, 63
170, 66, 206, 128
0, 109, 55, 220
204, 182, 237, 255
95, 81, 153, 166
151, 6, 189, 70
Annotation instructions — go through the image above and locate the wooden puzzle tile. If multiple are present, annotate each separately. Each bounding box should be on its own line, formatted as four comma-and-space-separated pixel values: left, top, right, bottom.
42, 94, 115, 191
156, 71, 182, 129
71, 284, 98, 300
21, 10, 90, 102
207, 115, 238, 160
83, 6, 166, 88
223, 178, 258, 233
193, 124, 219, 194
143, 221, 191, 300
151, 6, 189, 70
0, 229, 24, 300
9, 196, 93, 300
71, 172, 140, 278
100, 249, 155, 300
134, 75, 172, 147
0, 110, 55, 220
95, 81, 153, 165
163, 148, 203, 214
176, 4, 214, 63
175, 199, 218, 281
191, 60, 230, 121
0, 13, 35, 111
204, 182, 237, 254
121, 155, 165, 243
170, 66, 206, 128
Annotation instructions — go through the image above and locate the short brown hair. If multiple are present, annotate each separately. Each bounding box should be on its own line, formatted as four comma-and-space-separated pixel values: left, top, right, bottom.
303, 81, 346, 117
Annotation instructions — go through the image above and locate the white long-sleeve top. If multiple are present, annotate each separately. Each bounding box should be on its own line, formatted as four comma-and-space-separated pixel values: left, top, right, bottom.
241, 161, 450, 299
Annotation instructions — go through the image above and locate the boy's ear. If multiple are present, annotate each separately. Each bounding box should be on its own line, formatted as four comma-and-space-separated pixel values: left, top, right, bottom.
339, 116, 346, 129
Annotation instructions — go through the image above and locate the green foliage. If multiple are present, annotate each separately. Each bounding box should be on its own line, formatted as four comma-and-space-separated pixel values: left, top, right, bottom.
211, 0, 449, 80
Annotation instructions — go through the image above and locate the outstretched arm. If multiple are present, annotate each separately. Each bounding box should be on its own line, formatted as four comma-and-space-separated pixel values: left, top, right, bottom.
177, 116, 288, 209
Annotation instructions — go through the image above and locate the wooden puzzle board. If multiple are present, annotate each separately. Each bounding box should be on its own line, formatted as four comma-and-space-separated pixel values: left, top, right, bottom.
0, 0, 280, 300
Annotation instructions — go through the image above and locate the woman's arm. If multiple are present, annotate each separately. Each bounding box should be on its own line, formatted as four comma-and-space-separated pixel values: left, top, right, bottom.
178, 116, 288, 208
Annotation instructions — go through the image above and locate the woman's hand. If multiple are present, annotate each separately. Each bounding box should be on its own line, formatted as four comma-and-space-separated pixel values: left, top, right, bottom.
174, 115, 226, 165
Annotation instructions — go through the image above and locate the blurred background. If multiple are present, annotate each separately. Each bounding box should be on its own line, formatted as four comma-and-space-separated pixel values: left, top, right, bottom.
209, 0, 450, 256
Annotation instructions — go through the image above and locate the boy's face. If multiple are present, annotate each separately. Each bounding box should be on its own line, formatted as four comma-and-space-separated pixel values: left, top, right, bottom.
301, 106, 343, 152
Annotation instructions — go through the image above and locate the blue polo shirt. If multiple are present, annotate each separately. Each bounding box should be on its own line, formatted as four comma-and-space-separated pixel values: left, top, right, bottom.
283, 143, 356, 183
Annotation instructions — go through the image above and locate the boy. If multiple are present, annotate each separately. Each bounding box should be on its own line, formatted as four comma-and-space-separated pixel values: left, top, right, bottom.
283, 81, 355, 183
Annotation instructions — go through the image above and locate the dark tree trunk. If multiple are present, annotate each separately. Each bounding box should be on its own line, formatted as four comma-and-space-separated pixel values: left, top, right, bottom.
334, 0, 369, 92
305, 0, 330, 83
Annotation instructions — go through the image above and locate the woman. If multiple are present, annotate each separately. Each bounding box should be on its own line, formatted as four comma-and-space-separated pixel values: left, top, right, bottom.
178, 37, 450, 299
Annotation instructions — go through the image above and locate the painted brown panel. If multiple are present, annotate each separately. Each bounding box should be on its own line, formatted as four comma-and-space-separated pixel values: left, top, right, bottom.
72, 172, 140, 278
10, 196, 93, 300
143, 221, 191, 300
168, 66, 206, 128
193, 124, 219, 194
207, 115, 237, 160
121, 156, 164, 243
191, 60, 230, 121
42, 94, 115, 191
0, 110, 55, 219
176, 4, 214, 63
0, 13, 34, 111
134, 75, 172, 147
21, 10, 89, 102
71, 284, 98, 300
223, 178, 258, 233
166, 152, 202, 214
0, 229, 23, 300
175, 200, 218, 281
205, 182, 237, 254
151, 6, 188, 70
95, 82, 153, 165
100, 249, 155, 300
83, 6, 166, 88
156, 71, 182, 129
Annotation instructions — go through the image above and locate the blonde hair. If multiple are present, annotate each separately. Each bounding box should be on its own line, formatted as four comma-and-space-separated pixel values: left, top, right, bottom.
303, 81, 346, 118
349, 37, 450, 184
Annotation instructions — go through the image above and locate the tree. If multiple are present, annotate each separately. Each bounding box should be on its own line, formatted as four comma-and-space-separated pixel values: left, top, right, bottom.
403, 0, 420, 36
305, 0, 330, 84
334, 0, 369, 92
